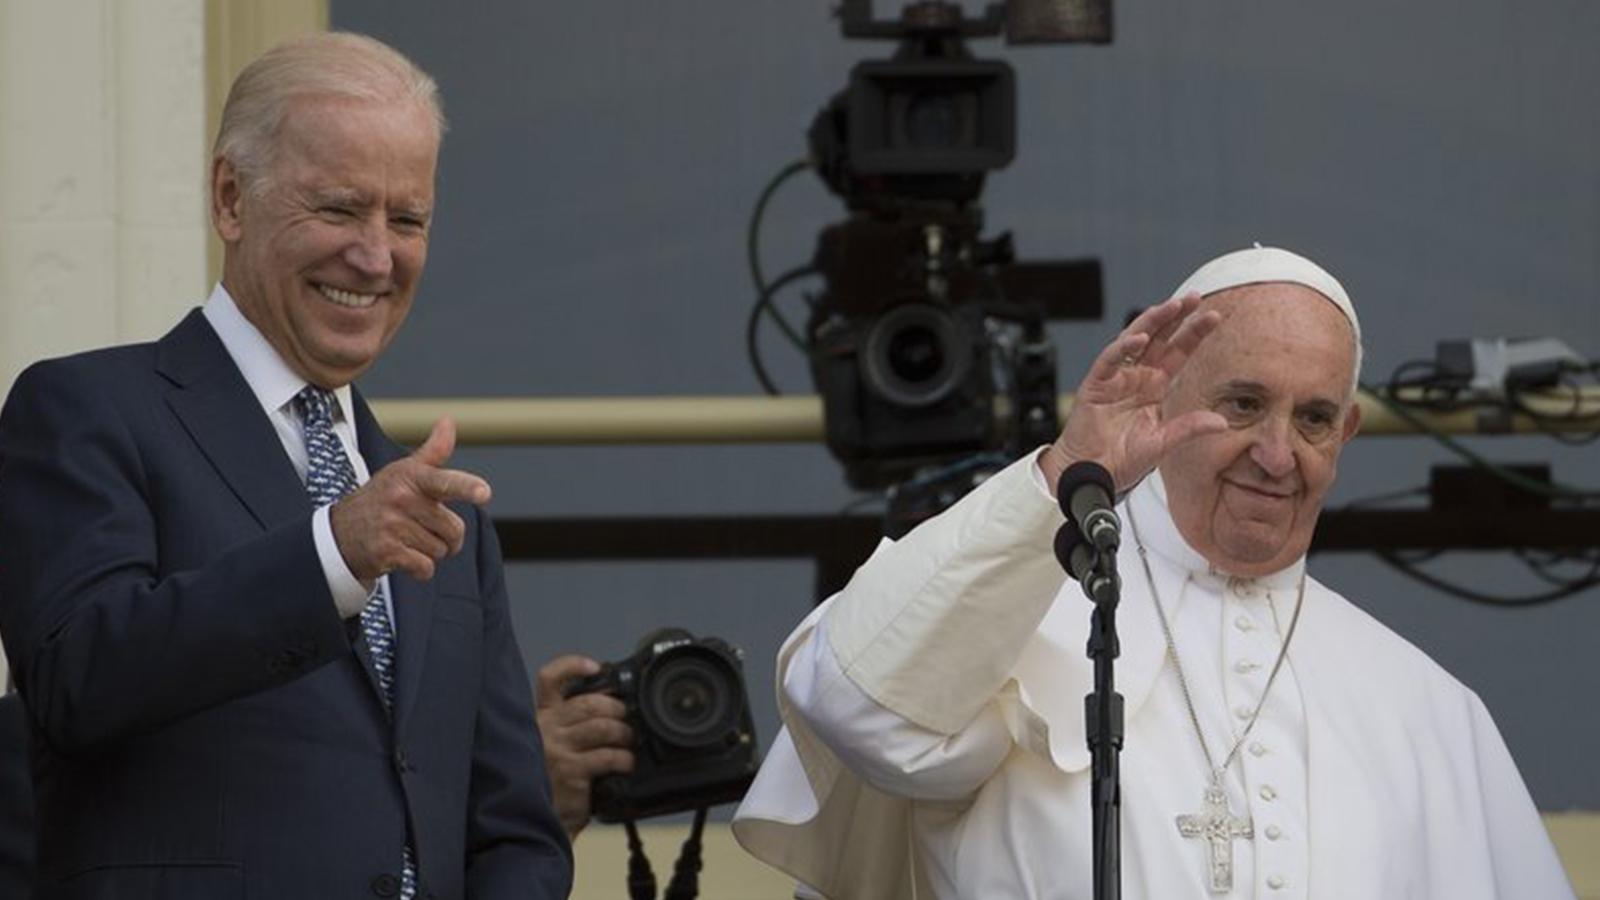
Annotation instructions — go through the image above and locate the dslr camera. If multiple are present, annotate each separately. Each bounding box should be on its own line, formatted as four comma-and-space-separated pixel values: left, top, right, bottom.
564, 629, 759, 822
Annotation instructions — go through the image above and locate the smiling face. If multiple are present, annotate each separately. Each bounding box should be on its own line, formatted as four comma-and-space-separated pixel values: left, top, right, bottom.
1158, 284, 1361, 576
213, 94, 438, 388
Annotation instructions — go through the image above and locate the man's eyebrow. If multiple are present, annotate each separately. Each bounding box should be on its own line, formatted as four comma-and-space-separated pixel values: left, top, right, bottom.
310, 187, 368, 206
1213, 380, 1343, 409
1214, 379, 1267, 396
1297, 397, 1342, 414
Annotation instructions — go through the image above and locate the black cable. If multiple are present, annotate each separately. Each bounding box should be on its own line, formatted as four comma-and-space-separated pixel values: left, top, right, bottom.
623, 819, 658, 900
1375, 551, 1600, 607
839, 493, 886, 515
1381, 356, 1600, 446
1506, 370, 1600, 445
662, 807, 709, 900
745, 159, 813, 352
1338, 482, 1600, 601
746, 265, 819, 396
1359, 383, 1600, 502
747, 159, 811, 297
1335, 485, 1429, 510
1386, 359, 1469, 412
1513, 547, 1600, 589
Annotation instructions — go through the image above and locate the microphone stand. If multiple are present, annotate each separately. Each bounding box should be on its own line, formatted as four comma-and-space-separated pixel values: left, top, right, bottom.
1055, 460, 1124, 900
1082, 550, 1123, 900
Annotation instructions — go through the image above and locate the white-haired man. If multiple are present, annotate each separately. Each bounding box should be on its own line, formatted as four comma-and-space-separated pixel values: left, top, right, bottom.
733, 247, 1574, 898
0, 33, 570, 899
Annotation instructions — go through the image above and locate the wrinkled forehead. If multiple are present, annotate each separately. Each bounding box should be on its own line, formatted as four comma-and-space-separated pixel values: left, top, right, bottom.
1209, 283, 1353, 338
1188, 284, 1359, 400
1175, 246, 1363, 395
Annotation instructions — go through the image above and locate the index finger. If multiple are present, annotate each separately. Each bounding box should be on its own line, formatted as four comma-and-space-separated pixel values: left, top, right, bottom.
1145, 304, 1223, 378
1126, 291, 1201, 343
537, 654, 602, 707
1086, 292, 1199, 383
416, 466, 492, 505
548, 692, 629, 727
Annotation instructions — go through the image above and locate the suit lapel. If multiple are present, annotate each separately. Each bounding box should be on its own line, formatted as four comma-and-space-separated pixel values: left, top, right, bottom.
158, 311, 308, 531
353, 393, 435, 737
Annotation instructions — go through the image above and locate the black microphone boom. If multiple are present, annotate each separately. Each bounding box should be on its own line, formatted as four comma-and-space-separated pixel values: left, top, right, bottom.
1058, 461, 1121, 553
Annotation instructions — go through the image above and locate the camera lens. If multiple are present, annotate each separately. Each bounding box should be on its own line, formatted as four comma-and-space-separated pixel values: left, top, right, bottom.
861, 303, 972, 408
905, 94, 959, 149
640, 649, 744, 750
887, 324, 945, 383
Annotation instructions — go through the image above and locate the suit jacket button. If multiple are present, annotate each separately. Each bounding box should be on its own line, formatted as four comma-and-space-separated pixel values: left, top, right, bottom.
371, 873, 400, 897
394, 748, 411, 774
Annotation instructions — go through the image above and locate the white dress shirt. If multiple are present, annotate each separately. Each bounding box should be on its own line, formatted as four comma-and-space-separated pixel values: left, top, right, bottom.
202, 283, 394, 629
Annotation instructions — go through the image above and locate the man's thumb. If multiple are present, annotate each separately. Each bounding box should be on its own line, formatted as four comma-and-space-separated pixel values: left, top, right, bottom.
414, 416, 457, 467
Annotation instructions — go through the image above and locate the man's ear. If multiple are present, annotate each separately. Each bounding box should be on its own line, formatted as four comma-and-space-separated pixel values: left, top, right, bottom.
211, 156, 245, 243
1341, 399, 1362, 443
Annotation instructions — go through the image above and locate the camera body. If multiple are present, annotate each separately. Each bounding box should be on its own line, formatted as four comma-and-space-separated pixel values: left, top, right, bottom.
809, 292, 1002, 490
804, 3, 1106, 492
564, 630, 758, 823
807, 214, 1081, 490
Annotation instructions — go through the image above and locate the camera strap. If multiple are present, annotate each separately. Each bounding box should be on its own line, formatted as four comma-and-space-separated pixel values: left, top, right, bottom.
621, 807, 709, 900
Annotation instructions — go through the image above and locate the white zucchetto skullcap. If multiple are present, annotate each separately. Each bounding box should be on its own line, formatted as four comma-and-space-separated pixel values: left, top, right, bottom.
1173, 244, 1363, 387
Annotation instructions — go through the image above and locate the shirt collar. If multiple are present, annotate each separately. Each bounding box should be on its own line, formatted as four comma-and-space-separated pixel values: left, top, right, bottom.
201, 282, 357, 428
1125, 468, 1305, 592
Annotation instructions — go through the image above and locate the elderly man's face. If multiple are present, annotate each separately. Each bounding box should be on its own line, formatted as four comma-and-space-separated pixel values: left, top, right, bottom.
214, 94, 438, 388
1158, 284, 1361, 577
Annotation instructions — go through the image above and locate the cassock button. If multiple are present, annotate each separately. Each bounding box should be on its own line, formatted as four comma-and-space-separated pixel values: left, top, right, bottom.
1259, 785, 1278, 801
1265, 825, 1283, 840
1234, 615, 1255, 632
1267, 874, 1286, 890
1234, 660, 1258, 675
1249, 741, 1268, 757
1234, 705, 1253, 720
371, 873, 400, 897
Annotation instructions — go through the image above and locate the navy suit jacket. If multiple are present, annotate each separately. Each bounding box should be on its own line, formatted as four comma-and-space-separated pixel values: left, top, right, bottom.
0, 692, 33, 898
0, 311, 571, 899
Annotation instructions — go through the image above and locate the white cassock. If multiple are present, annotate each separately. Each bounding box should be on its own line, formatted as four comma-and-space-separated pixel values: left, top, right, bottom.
732, 453, 1574, 899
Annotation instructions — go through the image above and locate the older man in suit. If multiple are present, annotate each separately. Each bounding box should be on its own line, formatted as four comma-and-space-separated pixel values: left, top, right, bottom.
0, 32, 569, 899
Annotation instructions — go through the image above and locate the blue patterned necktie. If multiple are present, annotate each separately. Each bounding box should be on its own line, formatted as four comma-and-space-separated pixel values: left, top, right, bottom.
294, 385, 417, 900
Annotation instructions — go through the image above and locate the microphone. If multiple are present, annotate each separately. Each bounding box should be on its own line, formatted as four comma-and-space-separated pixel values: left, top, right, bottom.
1057, 461, 1120, 554
1054, 516, 1119, 606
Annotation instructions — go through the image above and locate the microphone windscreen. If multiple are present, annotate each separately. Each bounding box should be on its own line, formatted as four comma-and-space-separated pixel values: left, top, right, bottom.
1054, 522, 1084, 569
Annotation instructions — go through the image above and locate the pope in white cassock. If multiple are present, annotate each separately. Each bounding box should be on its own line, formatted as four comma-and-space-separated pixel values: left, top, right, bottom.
731, 247, 1575, 899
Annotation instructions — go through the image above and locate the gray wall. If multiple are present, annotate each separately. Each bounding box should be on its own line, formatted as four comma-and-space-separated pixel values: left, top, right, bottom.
331, 1, 1600, 810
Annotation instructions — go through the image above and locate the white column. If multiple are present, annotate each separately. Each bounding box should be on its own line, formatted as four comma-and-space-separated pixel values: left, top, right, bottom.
0, 0, 208, 392
0, 0, 209, 688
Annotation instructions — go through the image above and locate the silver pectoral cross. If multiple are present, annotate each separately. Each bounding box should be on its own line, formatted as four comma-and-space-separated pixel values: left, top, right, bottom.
1176, 780, 1254, 893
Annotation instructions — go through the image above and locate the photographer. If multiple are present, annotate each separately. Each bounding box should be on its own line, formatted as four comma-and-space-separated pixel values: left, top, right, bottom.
535, 655, 635, 838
